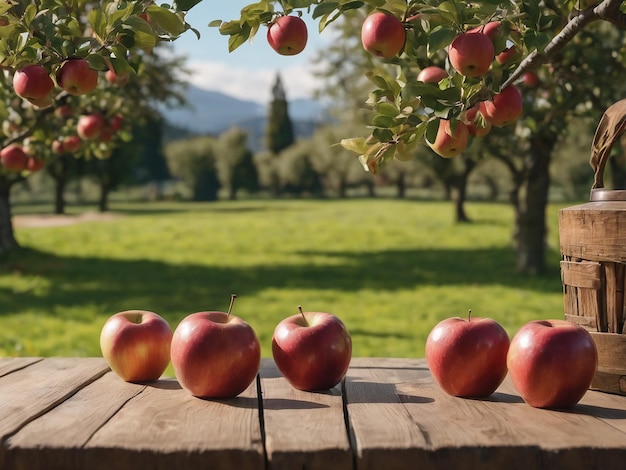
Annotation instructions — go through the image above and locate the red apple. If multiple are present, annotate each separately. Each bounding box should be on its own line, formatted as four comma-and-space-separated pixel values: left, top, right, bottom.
77, 113, 105, 140
448, 32, 495, 77
13, 65, 55, 102
52, 140, 65, 154
465, 103, 492, 137
54, 104, 74, 119
496, 45, 520, 65
417, 66, 448, 83
267, 15, 308, 56
522, 71, 540, 88
63, 135, 82, 153
0, 144, 28, 172
426, 310, 510, 397
427, 119, 470, 158
105, 67, 130, 87
170, 295, 261, 398
507, 320, 597, 409
272, 306, 352, 391
56, 58, 98, 96
109, 114, 124, 132
361, 12, 406, 59
100, 310, 173, 383
468, 21, 501, 40
26, 156, 46, 172
482, 85, 523, 127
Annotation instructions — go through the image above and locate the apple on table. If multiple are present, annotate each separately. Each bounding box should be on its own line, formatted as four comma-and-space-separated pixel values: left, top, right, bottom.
100, 310, 173, 383
170, 295, 261, 399
272, 306, 352, 392
425, 310, 510, 398
507, 319, 598, 409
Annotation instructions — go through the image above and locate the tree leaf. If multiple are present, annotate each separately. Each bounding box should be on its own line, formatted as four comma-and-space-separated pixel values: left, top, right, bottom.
174, 0, 203, 12
146, 5, 186, 36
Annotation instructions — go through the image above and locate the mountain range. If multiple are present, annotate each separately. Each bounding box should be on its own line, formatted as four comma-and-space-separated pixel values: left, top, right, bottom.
162, 84, 330, 151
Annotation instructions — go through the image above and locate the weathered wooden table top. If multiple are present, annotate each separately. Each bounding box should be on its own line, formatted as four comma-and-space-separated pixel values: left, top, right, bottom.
1, 357, 625, 470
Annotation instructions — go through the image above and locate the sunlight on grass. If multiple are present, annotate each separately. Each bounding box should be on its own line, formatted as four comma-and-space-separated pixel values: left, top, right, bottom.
2, 199, 566, 359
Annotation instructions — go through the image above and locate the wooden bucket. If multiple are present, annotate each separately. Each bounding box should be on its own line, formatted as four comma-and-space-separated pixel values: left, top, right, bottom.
559, 99, 626, 395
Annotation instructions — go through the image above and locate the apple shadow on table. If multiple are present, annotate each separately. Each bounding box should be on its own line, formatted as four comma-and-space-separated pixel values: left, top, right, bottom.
559, 402, 626, 419
145, 378, 183, 390
344, 379, 434, 405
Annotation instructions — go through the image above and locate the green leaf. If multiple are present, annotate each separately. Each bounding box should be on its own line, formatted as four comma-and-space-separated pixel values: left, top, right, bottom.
174, 0, 203, 12
340, 137, 368, 155
208, 20, 222, 28
427, 25, 457, 57
85, 53, 108, 71
87, 9, 106, 40
146, 5, 186, 36
425, 119, 440, 145
377, 102, 399, 117
312, 2, 339, 19
0, 2, 12, 15
372, 113, 398, 128
228, 25, 252, 52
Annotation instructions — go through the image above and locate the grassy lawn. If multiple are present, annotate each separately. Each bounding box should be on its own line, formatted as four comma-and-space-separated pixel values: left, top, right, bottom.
0, 198, 568, 365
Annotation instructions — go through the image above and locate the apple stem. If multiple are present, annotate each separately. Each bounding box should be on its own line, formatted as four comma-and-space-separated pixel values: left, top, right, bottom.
468, 309, 472, 321
298, 305, 308, 326
227, 294, 237, 318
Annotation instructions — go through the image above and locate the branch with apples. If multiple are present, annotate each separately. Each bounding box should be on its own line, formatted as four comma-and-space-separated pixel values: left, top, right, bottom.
214, 0, 626, 173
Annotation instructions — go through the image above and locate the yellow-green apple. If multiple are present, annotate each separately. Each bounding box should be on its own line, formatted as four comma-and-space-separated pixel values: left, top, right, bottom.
0, 144, 28, 172
417, 66, 448, 83
482, 85, 523, 127
448, 32, 494, 77
170, 295, 261, 398
361, 12, 406, 59
426, 310, 510, 397
272, 306, 352, 391
465, 103, 492, 137
77, 113, 105, 140
100, 310, 173, 383
56, 58, 98, 96
507, 320, 597, 409
267, 15, 308, 56
26, 156, 46, 172
13, 65, 54, 102
427, 119, 470, 158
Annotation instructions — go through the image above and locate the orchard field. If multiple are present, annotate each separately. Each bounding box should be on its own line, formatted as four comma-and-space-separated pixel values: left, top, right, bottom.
0, 198, 567, 368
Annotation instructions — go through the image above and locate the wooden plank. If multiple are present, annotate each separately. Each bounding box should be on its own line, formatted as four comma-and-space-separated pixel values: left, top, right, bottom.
259, 358, 352, 470
344, 358, 431, 470
82, 374, 264, 470
590, 332, 626, 375
604, 262, 625, 333
560, 260, 601, 289
4, 371, 145, 470
0, 357, 43, 377
0, 357, 110, 468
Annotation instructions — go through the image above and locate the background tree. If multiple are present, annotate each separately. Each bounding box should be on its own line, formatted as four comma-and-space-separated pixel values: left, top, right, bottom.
215, 127, 259, 200
265, 73, 295, 155
164, 136, 220, 201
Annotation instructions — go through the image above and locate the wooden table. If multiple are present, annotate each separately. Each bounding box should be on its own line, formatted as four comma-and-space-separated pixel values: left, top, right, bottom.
1, 357, 625, 470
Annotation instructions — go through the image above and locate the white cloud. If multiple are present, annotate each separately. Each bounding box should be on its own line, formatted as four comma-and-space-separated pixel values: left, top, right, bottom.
184, 60, 323, 105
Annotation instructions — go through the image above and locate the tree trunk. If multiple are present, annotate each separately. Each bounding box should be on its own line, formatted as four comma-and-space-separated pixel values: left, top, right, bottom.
511, 132, 556, 274
99, 184, 111, 212
396, 174, 406, 199
54, 178, 67, 215
453, 159, 476, 223
0, 179, 18, 255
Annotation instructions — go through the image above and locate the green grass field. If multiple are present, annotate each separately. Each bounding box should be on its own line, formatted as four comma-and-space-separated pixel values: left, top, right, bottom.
0, 198, 568, 363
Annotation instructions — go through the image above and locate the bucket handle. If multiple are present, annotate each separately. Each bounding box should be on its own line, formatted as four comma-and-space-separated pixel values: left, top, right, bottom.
590, 99, 626, 198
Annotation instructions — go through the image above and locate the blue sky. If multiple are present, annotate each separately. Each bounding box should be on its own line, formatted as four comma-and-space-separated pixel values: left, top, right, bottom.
170, 2, 331, 104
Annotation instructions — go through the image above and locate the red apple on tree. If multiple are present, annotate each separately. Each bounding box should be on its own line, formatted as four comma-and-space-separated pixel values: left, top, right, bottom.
427, 119, 470, 158
13, 65, 55, 102
468, 21, 501, 40
0, 144, 28, 172
272, 306, 352, 391
507, 320, 597, 409
100, 310, 173, 383
482, 85, 523, 127
105, 67, 130, 87
426, 310, 510, 398
522, 71, 540, 88
496, 45, 521, 65
361, 12, 406, 59
77, 113, 106, 140
448, 32, 495, 77
170, 295, 261, 399
56, 58, 99, 96
63, 135, 82, 153
52, 140, 65, 154
417, 66, 448, 83
267, 15, 308, 56
465, 103, 492, 137
26, 156, 46, 172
